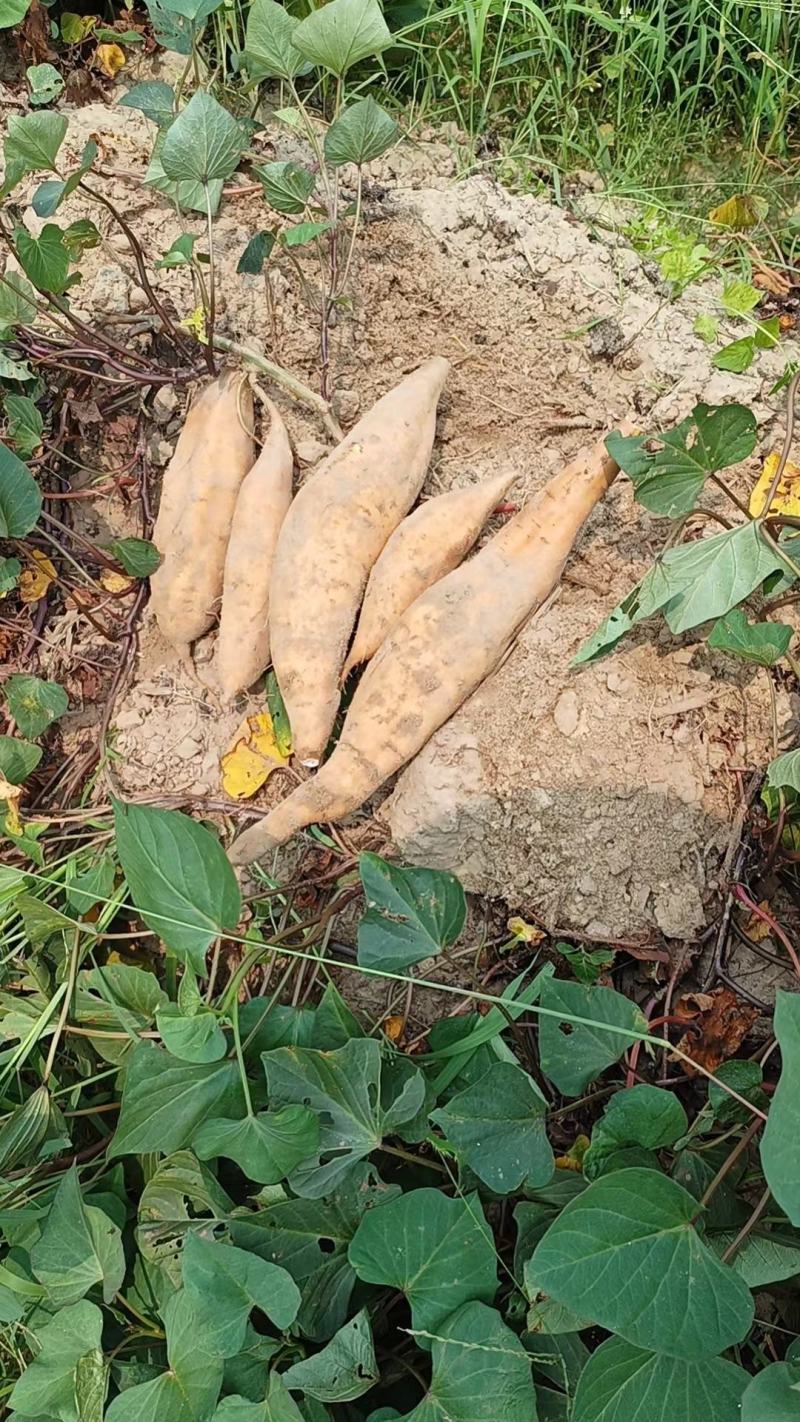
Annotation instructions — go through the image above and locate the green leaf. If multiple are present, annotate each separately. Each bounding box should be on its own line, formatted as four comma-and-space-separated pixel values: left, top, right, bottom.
113, 800, 242, 973
324, 99, 399, 167
136, 1148, 233, 1280
707, 607, 792, 665
281, 220, 332, 248
572, 1336, 748, 1421
766, 749, 800, 792
14, 223, 73, 294
106, 1291, 224, 1422
60, 10, 95, 40
741, 1364, 800, 1420
649, 522, 784, 641
529, 1167, 754, 1358
712, 336, 755, 373
237, 231, 276, 276
156, 1003, 228, 1062
393, 1301, 538, 1421
155, 232, 199, 268
583, 1084, 687, 1180
214, 1376, 304, 1421
161, 91, 244, 185
761, 989, 800, 1225
0, 0, 30, 29
145, 130, 224, 214
3, 111, 67, 192
63, 216, 101, 257
26, 62, 64, 106
32, 139, 97, 218
110, 536, 162, 578
0, 735, 42, 785
607, 403, 757, 518
0, 271, 37, 325
182, 1233, 300, 1357
430, 1061, 553, 1192
0, 349, 33, 382
0, 1083, 51, 1171
693, 313, 718, 343
30, 1165, 125, 1306
721, 280, 761, 317
282, 1310, 378, 1401
193, 1106, 319, 1184
7, 1299, 103, 1421
5, 394, 43, 458
711, 1229, 800, 1287
4, 674, 68, 739
293, 0, 391, 75
755, 315, 780, 349
75, 1348, 107, 1422
244, 0, 311, 79
263, 1037, 425, 1195
120, 79, 175, 126
349, 1187, 497, 1340
258, 160, 316, 215
357, 852, 466, 972
67, 853, 116, 915
538, 978, 645, 1095
110, 1040, 243, 1156
0, 441, 42, 535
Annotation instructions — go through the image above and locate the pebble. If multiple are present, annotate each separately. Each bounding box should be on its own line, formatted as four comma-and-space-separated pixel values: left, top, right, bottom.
295, 438, 327, 465
115, 708, 143, 730
153, 384, 178, 424
553, 689, 579, 736
174, 735, 203, 760
128, 286, 150, 313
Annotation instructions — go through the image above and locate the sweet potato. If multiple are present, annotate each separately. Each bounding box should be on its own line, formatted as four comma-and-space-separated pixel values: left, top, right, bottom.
150, 372, 255, 661
215, 399, 294, 702
229, 425, 633, 864
269, 357, 451, 766
342, 469, 516, 678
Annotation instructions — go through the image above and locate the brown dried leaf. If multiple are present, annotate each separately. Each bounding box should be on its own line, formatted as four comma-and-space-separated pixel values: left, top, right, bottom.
674, 986, 759, 1076
94, 42, 125, 77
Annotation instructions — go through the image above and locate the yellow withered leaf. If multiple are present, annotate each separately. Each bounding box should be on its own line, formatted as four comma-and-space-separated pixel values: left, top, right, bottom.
0, 780, 23, 835
19, 551, 57, 604
708, 194, 767, 230
508, 916, 546, 945
382, 1015, 405, 1043
749, 451, 800, 518
95, 42, 126, 77
100, 568, 135, 594
221, 711, 289, 800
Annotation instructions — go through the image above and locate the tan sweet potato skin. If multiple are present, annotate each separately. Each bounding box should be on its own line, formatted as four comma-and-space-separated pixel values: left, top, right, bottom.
215, 399, 294, 701
269, 356, 451, 766
342, 469, 516, 678
229, 428, 632, 865
150, 373, 254, 658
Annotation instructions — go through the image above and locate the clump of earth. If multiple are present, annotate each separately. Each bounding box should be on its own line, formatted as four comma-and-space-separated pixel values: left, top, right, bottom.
12, 78, 798, 941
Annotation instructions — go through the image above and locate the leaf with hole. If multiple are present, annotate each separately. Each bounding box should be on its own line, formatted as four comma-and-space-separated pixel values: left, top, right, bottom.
0, 735, 42, 786
430, 1061, 553, 1192
193, 1105, 319, 1184
0, 441, 41, 537
244, 0, 311, 79
263, 1036, 425, 1195
607, 403, 757, 518
761, 990, 800, 1225
161, 91, 244, 186
3, 111, 67, 192
707, 608, 792, 665
113, 800, 241, 972
538, 978, 645, 1095
4, 394, 43, 458
529, 1167, 754, 1358
324, 99, 398, 167
7, 1299, 104, 1421
282, 1310, 378, 1401
26, 62, 64, 106
110, 537, 162, 578
31, 1167, 124, 1307
4, 674, 68, 739
571, 1335, 749, 1421
394, 1301, 537, 1421
120, 79, 175, 126
293, 0, 391, 75
105, 1290, 224, 1422
110, 1040, 243, 1156
258, 160, 316, 215
349, 1187, 497, 1341
357, 852, 466, 972
182, 1233, 300, 1357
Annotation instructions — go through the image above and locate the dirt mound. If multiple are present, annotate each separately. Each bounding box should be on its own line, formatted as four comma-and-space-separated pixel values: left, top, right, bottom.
22, 94, 797, 938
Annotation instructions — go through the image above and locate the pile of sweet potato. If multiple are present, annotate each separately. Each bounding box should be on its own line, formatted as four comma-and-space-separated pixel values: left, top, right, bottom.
150, 359, 631, 864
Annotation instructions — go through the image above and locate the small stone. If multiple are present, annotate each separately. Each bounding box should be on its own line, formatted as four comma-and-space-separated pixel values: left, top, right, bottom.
553, 689, 579, 736
149, 438, 174, 467
336, 390, 360, 423
174, 736, 202, 760
108, 232, 129, 254
153, 384, 177, 424
295, 438, 327, 466
114, 708, 143, 730
128, 286, 149, 313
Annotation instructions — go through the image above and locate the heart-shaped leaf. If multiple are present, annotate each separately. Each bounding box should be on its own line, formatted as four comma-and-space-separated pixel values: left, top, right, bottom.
0, 441, 42, 536
110, 1041, 244, 1157
324, 98, 398, 167
357, 852, 466, 972
105, 1291, 223, 1422
539, 978, 646, 1095
161, 91, 244, 185
708, 608, 792, 665
281, 1310, 378, 1401
245, 0, 311, 80
182, 1233, 300, 1357
572, 1336, 749, 1421
292, 0, 391, 75
430, 1061, 553, 1192
607, 403, 757, 518
31, 1167, 125, 1307
761, 990, 800, 1225
257, 160, 315, 214
394, 1301, 538, 1421
192, 1106, 319, 1183
7, 1300, 104, 1421
4, 674, 67, 739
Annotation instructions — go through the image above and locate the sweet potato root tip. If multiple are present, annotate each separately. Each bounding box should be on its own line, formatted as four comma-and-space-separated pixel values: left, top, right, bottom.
229, 423, 633, 865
